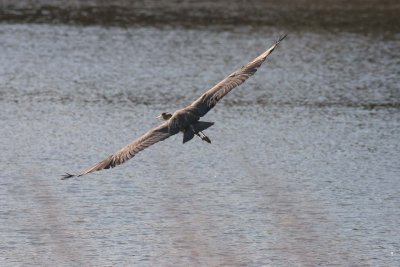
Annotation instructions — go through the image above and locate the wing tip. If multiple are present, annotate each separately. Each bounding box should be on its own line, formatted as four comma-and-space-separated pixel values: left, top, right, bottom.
61, 172, 76, 180
264, 33, 286, 56
277, 33, 287, 44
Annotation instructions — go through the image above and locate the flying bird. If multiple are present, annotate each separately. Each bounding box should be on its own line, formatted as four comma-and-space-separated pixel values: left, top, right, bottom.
62, 34, 286, 179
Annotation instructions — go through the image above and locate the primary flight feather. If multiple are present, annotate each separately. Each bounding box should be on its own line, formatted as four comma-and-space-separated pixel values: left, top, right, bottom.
62, 34, 286, 179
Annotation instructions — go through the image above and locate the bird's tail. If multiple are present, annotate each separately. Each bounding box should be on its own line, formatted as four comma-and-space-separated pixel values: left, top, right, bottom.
193, 121, 214, 132
183, 130, 195, 143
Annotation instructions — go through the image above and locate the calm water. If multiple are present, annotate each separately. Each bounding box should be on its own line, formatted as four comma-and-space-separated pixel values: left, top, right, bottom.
1, 4, 400, 266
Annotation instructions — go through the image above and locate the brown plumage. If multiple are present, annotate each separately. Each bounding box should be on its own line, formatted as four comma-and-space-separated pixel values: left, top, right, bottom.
62, 34, 286, 179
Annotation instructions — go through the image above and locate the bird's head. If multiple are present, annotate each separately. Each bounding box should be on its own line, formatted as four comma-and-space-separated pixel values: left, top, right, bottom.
156, 112, 173, 121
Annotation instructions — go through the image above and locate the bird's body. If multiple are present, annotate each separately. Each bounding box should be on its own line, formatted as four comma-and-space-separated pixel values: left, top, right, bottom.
62, 35, 286, 179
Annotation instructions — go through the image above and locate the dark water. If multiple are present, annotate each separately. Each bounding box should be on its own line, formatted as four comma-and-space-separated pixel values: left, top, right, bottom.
2, 0, 400, 33
1, 2, 400, 266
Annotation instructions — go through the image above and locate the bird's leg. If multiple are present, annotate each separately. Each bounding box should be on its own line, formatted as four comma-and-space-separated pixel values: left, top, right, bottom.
197, 131, 211, 144
189, 124, 211, 144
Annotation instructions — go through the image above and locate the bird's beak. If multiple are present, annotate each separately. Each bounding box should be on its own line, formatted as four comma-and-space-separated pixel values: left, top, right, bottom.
155, 115, 162, 120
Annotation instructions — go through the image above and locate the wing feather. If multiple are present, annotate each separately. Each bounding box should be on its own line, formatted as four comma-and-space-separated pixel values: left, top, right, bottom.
189, 34, 286, 117
62, 122, 177, 179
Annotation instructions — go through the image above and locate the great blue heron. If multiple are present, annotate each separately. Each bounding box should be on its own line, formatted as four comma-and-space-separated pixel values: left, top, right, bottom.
62, 35, 286, 179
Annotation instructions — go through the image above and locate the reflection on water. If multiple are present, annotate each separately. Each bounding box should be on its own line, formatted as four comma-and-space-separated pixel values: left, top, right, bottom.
0, 11, 399, 267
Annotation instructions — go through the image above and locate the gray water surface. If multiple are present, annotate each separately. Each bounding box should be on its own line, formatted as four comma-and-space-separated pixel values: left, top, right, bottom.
1, 22, 399, 266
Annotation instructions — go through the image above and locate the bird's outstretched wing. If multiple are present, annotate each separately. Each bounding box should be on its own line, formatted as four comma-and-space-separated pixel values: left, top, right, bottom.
189, 34, 286, 117
62, 121, 178, 179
